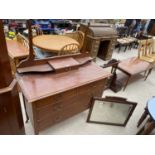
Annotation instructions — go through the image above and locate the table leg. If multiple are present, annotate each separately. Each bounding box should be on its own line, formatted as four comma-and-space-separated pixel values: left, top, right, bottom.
137, 108, 148, 127
142, 120, 155, 135
144, 68, 152, 81
123, 75, 131, 91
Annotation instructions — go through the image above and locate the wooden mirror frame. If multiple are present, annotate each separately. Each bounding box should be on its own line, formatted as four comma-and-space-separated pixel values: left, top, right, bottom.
87, 96, 137, 127
17, 20, 92, 74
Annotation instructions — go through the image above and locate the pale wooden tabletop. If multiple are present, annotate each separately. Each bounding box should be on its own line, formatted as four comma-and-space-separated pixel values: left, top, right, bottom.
33, 35, 79, 53
6, 40, 29, 59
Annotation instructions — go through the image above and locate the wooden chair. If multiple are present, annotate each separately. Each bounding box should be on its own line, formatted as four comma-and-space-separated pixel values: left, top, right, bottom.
32, 25, 43, 36
145, 39, 155, 60
16, 33, 29, 49
138, 39, 154, 63
9, 33, 29, 75
58, 43, 79, 56
65, 31, 84, 50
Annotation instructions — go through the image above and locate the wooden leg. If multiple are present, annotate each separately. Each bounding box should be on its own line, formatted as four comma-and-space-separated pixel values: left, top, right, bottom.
142, 120, 155, 135
136, 126, 145, 135
22, 94, 29, 123
144, 68, 152, 81
118, 44, 121, 53
124, 45, 128, 52
137, 117, 155, 135
137, 108, 148, 127
123, 75, 131, 91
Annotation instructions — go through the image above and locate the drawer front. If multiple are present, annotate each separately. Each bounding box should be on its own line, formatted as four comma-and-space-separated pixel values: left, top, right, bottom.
37, 95, 91, 131
36, 79, 106, 131
36, 98, 76, 121
35, 88, 77, 108
78, 79, 106, 94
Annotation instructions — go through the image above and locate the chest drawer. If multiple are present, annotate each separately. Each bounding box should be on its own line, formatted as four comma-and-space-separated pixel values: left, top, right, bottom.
37, 96, 91, 131
35, 88, 77, 108
78, 79, 106, 94
36, 97, 77, 121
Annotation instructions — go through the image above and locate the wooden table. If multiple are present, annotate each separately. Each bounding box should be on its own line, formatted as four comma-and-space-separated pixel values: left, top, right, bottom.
33, 35, 79, 53
6, 40, 29, 74
17, 55, 110, 134
117, 57, 152, 91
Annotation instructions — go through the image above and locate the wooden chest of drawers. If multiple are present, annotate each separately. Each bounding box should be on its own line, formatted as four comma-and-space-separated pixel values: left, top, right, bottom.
18, 61, 110, 134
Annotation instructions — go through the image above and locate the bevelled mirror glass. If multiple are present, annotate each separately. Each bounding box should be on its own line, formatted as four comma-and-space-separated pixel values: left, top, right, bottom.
87, 96, 137, 126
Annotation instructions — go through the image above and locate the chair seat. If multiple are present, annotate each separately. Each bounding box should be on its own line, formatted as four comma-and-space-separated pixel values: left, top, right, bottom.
147, 54, 155, 60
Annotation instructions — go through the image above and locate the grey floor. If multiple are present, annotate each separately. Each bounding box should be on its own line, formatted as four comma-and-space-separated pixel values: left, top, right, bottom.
20, 47, 155, 135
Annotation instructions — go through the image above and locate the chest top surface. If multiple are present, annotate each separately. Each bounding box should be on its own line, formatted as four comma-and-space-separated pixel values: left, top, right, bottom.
17, 61, 110, 102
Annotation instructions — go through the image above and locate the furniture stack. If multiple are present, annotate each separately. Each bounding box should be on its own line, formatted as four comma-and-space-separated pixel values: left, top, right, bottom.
80, 23, 117, 61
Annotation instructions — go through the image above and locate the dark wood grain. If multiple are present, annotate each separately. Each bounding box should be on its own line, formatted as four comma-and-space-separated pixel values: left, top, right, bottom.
0, 20, 25, 135
0, 20, 13, 89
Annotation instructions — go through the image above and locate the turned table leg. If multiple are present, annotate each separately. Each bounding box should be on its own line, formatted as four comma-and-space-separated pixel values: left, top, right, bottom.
137, 117, 155, 135
137, 108, 148, 127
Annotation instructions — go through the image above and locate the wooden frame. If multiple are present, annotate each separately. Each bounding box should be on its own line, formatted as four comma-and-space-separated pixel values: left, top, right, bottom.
87, 96, 137, 127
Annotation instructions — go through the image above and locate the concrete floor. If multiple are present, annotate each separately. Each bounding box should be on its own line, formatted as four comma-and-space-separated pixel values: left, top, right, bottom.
20, 47, 155, 135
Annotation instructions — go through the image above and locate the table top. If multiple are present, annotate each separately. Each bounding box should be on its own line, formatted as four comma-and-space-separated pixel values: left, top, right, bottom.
118, 57, 151, 75
6, 40, 29, 59
148, 97, 155, 120
17, 61, 110, 103
33, 35, 79, 53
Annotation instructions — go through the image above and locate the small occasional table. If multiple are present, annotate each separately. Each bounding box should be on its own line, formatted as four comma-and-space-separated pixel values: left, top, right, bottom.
33, 35, 79, 53
117, 57, 152, 91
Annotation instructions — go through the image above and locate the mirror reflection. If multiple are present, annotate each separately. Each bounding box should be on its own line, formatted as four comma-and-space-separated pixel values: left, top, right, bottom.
87, 97, 137, 126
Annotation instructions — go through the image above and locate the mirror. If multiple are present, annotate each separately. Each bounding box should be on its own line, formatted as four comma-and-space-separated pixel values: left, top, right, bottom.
87, 96, 137, 126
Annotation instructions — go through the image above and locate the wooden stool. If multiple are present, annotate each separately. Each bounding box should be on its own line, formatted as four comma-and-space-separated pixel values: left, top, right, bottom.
137, 97, 155, 135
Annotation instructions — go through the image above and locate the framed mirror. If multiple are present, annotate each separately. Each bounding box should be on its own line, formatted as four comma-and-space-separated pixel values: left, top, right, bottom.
87, 96, 137, 126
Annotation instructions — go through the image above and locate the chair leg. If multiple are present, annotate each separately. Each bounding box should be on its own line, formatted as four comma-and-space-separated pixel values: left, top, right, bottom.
124, 45, 128, 52
118, 44, 121, 53
137, 108, 148, 127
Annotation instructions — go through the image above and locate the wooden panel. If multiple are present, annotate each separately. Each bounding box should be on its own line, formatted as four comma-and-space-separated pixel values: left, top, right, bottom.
0, 20, 13, 89
34, 80, 105, 132
35, 88, 77, 108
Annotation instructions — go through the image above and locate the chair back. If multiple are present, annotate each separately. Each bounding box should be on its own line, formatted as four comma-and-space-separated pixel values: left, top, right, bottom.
16, 33, 29, 49
138, 40, 147, 58
145, 39, 153, 55
59, 43, 79, 56
32, 25, 43, 36
65, 31, 84, 49
138, 39, 154, 58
